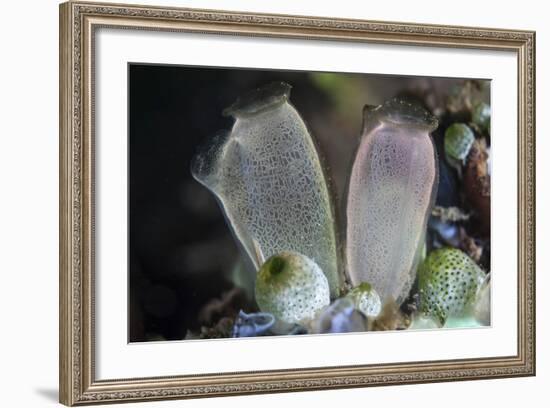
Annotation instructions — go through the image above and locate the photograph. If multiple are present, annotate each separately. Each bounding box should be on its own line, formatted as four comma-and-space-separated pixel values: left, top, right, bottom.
57, 2, 536, 404
1, 0, 544, 404
128, 65, 492, 342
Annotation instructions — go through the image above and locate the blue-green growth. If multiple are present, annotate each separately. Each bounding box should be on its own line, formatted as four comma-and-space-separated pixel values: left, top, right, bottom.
471, 102, 491, 133
444, 123, 475, 163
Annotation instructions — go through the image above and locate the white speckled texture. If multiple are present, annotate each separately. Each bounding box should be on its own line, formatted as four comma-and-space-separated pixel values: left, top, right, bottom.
346, 283, 382, 318
192, 83, 340, 297
346, 99, 438, 305
255, 252, 330, 324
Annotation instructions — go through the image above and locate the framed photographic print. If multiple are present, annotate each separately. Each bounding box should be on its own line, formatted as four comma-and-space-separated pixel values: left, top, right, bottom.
59, 1, 536, 405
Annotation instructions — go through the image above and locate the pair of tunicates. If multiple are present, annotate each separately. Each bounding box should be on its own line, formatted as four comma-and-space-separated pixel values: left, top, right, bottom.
192, 82, 438, 304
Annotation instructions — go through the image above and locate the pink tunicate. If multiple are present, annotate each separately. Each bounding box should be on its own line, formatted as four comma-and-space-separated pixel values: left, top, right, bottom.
346, 98, 439, 304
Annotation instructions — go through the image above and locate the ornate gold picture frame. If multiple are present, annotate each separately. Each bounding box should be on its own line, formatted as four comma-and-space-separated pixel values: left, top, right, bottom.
59, 1, 535, 405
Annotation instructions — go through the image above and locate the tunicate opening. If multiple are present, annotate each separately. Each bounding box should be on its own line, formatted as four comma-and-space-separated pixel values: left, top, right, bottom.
363, 97, 438, 132
190, 130, 229, 189
268, 256, 287, 276
223, 82, 292, 118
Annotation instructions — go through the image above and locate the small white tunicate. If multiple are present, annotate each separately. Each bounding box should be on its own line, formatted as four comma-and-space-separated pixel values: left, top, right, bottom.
346, 98, 439, 305
408, 314, 441, 330
192, 82, 340, 297
472, 275, 490, 325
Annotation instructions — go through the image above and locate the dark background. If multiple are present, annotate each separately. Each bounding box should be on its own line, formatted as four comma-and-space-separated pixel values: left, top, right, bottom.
128, 64, 467, 342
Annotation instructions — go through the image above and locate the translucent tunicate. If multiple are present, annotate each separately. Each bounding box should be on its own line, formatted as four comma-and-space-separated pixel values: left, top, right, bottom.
232, 310, 275, 337
191, 82, 340, 297
346, 98, 439, 305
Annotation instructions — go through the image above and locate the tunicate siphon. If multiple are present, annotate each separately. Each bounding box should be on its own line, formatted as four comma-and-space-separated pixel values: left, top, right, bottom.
191, 82, 340, 297
346, 98, 439, 304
